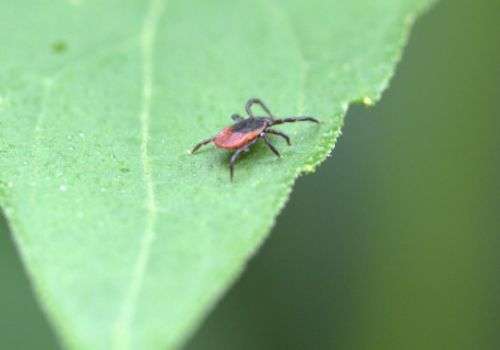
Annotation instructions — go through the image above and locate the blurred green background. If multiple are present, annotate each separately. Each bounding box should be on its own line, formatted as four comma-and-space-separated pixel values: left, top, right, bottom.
1, 0, 498, 349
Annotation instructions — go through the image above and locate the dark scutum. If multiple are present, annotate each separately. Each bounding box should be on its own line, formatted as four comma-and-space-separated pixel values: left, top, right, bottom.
232, 117, 268, 133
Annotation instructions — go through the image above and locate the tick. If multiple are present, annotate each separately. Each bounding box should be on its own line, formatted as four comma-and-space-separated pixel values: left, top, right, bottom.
190, 98, 319, 180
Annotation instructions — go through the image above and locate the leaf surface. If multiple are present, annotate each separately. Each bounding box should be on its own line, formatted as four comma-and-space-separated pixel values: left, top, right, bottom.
0, 0, 432, 349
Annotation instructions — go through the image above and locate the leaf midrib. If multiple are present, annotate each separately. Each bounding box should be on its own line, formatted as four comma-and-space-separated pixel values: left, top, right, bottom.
111, 0, 167, 349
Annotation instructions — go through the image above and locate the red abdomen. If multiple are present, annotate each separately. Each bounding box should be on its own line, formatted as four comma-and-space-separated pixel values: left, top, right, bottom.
214, 126, 264, 149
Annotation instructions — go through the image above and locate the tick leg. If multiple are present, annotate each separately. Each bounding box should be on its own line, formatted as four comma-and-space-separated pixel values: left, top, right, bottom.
231, 113, 244, 122
261, 133, 281, 158
229, 138, 259, 181
246, 98, 276, 119
270, 116, 320, 125
264, 129, 291, 145
190, 136, 215, 154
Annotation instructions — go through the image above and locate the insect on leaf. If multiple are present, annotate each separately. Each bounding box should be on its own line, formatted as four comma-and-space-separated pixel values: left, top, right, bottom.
0, 0, 435, 349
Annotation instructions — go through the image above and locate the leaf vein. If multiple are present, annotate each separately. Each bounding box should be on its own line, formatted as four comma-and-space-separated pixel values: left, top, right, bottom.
112, 0, 166, 349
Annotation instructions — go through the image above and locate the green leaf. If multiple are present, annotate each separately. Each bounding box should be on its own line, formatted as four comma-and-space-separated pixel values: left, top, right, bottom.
0, 0, 433, 349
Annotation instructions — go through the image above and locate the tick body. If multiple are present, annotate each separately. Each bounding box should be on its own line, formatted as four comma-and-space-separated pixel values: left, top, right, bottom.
191, 98, 319, 180
214, 118, 267, 149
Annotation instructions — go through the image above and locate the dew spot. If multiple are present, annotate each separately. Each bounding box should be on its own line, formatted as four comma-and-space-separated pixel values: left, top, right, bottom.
120, 167, 131, 174
362, 96, 374, 107
304, 165, 314, 173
